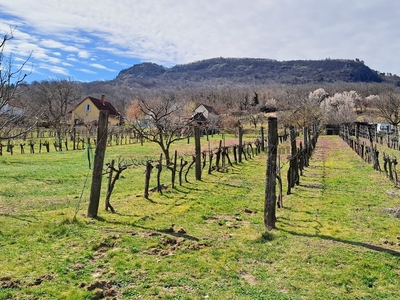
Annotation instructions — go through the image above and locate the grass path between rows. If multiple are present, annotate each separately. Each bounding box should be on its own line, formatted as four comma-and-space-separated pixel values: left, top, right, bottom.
274, 135, 400, 299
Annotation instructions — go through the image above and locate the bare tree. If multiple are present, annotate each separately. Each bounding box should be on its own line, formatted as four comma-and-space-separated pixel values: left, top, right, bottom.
29, 78, 82, 144
127, 97, 193, 165
374, 87, 400, 128
278, 88, 323, 128
0, 29, 36, 140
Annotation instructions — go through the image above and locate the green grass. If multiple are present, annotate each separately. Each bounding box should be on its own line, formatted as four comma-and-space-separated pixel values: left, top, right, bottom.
0, 134, 399, 299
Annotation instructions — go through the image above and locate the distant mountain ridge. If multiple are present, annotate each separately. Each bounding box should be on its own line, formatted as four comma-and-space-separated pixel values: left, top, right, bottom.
116, 57, 398, 86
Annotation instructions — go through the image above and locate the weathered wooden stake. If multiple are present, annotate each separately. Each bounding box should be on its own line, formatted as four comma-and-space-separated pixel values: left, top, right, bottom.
367, 125, 380, 171
171, 150, 178, 188
208, 150, 213, 174
260, 126, 265, 152
87, 110, 109, 218
105, 159, 115, 212
194, 126, 202, 180
144, 161, 153, 198
157, 154, 163, 193
238, 126, 243, 163
287, 126, 299, 195
73, 127, 76, 150
215, 140, 222, 170
264, 117, 278, 231
303, 127, 309, 167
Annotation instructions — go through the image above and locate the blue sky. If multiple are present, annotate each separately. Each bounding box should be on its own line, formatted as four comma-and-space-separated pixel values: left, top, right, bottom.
1, 0, 399, 83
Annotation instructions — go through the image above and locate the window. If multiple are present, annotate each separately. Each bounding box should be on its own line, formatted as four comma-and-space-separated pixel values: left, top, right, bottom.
85, 104, 90, 112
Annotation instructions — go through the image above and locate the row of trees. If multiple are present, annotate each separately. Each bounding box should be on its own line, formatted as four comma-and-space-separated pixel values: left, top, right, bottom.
277, 86, 400, 131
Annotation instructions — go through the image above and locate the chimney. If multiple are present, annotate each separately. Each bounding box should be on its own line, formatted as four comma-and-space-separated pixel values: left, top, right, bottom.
101, 94, 105, 105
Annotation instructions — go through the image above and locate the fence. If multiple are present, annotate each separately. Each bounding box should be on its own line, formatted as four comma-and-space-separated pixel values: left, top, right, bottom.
0, 125, 145, 156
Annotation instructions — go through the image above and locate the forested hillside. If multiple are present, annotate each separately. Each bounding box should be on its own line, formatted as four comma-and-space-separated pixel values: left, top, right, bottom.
116, 57, 398, 86
77, 57, 399, 114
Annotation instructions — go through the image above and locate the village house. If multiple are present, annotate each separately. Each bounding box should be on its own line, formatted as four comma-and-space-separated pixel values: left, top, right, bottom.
191, 104, 220, 133
0, 98, 25, 117
194, 104, 219, 122
70, 95, 122, 126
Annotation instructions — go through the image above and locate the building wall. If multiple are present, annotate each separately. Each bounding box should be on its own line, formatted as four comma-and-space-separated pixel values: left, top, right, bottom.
71, 98, 120, 125
194, 105, 209, 119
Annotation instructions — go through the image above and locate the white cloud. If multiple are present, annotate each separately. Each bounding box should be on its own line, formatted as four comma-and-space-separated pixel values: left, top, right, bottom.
77, 68, 97, 74
39, 65, 69, 76
78, 50, 90, 59
0, 0, 399, 79
110, 60, 130, 67
90, 63, 116, 72
66, 55, 78, 62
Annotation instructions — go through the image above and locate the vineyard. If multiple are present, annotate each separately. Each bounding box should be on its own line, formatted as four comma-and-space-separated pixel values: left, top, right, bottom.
1, 122, 399, 299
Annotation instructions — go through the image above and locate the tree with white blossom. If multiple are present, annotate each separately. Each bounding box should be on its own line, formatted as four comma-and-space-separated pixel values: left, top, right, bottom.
320, 91, 358, 125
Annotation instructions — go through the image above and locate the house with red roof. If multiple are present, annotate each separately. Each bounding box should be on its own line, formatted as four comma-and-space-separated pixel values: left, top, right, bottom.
70, 95, 122, 126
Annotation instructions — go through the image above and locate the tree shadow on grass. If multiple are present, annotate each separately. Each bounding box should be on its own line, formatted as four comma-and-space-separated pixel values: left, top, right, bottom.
144, 197, 157, 203
93, 215, 200, 242
174, 183, 209, 193
279, 228, 400, 257
0, 213, 38, 223
170, 186, 190, 194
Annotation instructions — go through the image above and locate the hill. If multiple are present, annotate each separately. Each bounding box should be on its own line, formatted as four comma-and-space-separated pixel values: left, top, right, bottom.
116, 57, 399, 86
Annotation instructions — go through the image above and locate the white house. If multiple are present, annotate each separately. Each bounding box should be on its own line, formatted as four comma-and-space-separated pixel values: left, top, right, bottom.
194, 104, 219, 123
0, 99, 25, 117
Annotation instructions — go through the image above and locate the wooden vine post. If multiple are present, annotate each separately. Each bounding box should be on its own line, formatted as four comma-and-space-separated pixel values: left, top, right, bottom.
144, 161, 153, 198
105, 159, 115, 212
73, 127, 76, 150
303, 127, 309, 167
157, 154, 163, 193
238, 126, 243, 163
287, 125, 299, 194
194, 126, 202, 180
260, 126, 265, 152
208, 141, 213, 174
264, 117, 278, 231
105, 159, 128, 213
171, 150, 178, 188
367, 125, 380, 171
87, 110, 109, 218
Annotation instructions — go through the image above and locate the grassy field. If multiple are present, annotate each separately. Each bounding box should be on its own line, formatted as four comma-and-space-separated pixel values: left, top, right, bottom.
0, 134, 399, 299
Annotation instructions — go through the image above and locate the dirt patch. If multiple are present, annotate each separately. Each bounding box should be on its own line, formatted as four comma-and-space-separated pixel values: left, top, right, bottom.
92, 234, 120, 252
28, 274, 55, 286
382, 207, 400, 217
80, 280, 119, 299
144, 235, 207, 256
238, 271, 258, 286
138, 231, 162, 238
205, 214, 244, 229
1, 274, 55, 289
302, 183, 324, 189
0, 276, 21, 289
244, 208, 257, 214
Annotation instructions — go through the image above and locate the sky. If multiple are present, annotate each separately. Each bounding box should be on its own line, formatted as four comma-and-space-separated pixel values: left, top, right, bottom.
0, 0, 399, 83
